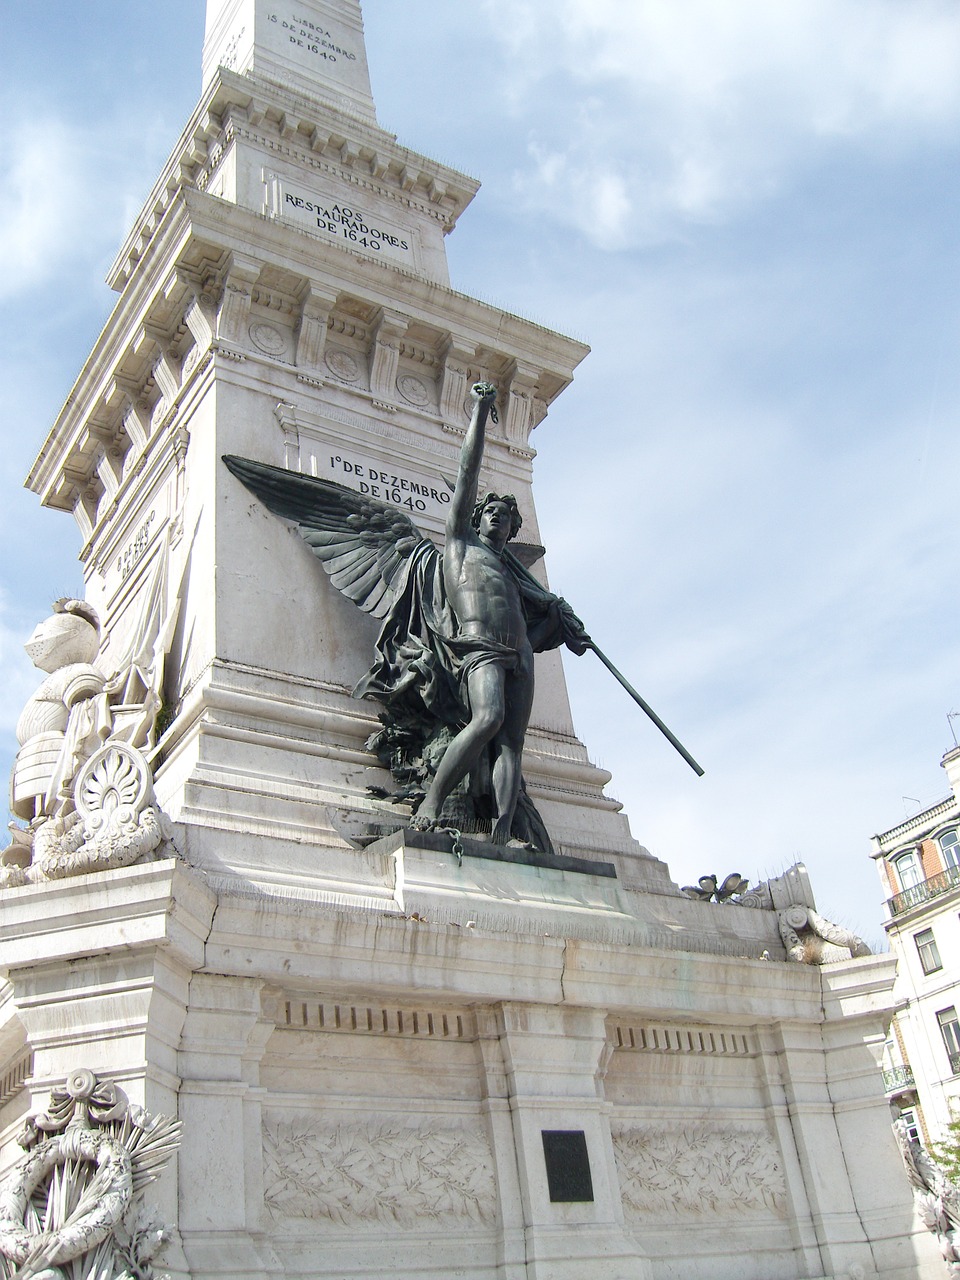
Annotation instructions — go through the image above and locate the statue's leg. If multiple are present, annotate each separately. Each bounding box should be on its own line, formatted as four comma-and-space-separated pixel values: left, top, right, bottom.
415, 664, 505, 824
489, 651, 534, 845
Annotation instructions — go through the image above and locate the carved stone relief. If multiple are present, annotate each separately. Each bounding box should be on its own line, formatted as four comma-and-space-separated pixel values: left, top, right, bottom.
0, 1067, 179, 1279
895, 1121, 960, 1276
396, 374, 431, 407
778, 905, 871, 964
27, 742, 174, 882
325, 348, 361, 382
3, 591, 178, 885
249, 320, 289, 358
612, 1123, 787, 1219
262, 1115, 497, 1228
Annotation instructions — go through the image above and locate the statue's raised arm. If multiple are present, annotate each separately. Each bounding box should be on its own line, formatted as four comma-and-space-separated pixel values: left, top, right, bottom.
447, 381, 498, 540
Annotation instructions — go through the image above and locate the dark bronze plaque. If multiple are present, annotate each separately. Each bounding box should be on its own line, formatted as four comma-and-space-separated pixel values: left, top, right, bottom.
541, 1129, 594, 1202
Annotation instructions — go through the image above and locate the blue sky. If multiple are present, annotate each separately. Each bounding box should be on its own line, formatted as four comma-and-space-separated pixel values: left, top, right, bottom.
3, 1, 960, 946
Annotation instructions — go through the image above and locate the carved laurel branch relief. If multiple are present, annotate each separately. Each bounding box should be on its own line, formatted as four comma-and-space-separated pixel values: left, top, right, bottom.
262, 1116, 498, 1228
612, 1124, 787, 1219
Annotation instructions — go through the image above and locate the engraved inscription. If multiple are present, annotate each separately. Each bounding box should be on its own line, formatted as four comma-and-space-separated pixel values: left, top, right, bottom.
220, 25, 246, 70
282, 190, 411, 257
325, 452, 450, 511
267, 12, 358, 63
117, 511, 156, 580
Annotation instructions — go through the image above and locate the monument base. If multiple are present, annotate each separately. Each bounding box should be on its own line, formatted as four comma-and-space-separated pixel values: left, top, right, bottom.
0, 852, 942, 1279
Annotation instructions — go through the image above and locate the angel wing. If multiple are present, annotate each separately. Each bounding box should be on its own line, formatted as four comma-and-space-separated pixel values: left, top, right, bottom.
222, 455, 433, 619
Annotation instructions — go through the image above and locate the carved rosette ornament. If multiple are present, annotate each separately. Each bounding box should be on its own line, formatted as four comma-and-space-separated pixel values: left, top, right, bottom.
0, 1068, 179, 1280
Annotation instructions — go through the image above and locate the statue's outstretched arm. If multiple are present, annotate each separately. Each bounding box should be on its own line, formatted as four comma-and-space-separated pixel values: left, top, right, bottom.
448, 382, 497, 538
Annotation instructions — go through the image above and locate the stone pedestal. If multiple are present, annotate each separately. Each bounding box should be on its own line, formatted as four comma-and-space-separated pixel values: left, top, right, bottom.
0, 853, 943, 1279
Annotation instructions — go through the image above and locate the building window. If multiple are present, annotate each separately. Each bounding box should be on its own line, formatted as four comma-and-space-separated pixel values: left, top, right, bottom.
916, 928, 942, 974
901, 1108, 920, 1143
940, 829, 960, 868
895, 850, 923, 891
938, 1008, 960, 1074
899, 1108, 921, 1144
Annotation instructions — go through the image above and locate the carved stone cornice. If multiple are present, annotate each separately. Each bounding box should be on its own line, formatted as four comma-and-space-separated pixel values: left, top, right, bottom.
294, 280, 340, 371
27, 189, 587, 533
369, 307, 408, 400
108, 67, 481, 293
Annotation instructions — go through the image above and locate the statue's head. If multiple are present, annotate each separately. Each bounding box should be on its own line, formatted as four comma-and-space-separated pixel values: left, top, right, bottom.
471, 492, 522, 542
25, 599, 100, 673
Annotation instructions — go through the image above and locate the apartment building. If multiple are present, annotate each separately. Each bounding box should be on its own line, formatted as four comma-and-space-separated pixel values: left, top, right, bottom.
873, 745, 960, 1146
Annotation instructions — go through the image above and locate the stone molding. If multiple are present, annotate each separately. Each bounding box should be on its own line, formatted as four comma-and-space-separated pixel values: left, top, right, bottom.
610, 1020, 755, 1057
0, 1050, 33, 1109
109, 67, 481, 292
275, 994, 475, 1041
30, 181, 585, 534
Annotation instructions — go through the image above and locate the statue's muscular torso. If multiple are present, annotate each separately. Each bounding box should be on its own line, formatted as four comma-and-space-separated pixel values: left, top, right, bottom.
444, 533, 528, 653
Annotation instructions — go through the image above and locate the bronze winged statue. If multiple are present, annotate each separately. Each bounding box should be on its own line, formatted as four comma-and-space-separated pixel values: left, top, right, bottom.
224, 383, 590, 855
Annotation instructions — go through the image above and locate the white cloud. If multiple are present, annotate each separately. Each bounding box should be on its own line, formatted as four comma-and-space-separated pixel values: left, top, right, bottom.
0, 591, 38, 741
0, 102, 173, 301
484, 0, 960, 245
0, 120, 86, 298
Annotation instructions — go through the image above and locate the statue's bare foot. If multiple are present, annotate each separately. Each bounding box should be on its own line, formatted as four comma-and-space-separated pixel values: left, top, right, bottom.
506, 837, 536, 851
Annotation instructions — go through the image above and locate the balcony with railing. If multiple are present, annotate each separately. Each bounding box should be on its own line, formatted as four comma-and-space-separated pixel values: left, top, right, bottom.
888, 863, 960, 916
882, 1064, 915, 1093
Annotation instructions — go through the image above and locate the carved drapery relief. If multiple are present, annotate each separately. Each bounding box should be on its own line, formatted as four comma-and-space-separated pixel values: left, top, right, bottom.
0, 1067, 179, 1280
262, 1116, 497, 1228
612, 1124, 787, 1219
